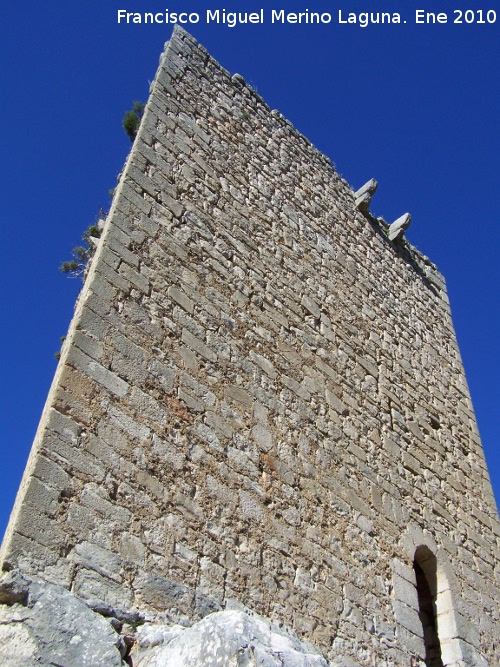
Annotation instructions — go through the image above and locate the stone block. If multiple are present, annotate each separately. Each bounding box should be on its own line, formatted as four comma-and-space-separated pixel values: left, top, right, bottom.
74, 568, 134, 610
175, 491, 205, 519
22, 477, 59, 518
355, 191, 372, 212
32, 455, 75, 496
2, 532, 61, 572
169, 285, 194, 313
250, 351, 277, 379
392, 573, 418, 608
391, 558, 416, 585
43, 431, 106, 482
392, 599, 421, 634
301, 294, 321, 318
395, 624, 425, 656
388, 213, 411, 241
252, 423, 273, 452
181, 328, 217, 362
120, 533, 146, 566
354, 178, 378, 200
193, 422, 223, 452
66, 346, 129, 397
65, 505, 110, 551
0, 573, 123, 667
14, 506, 67, 552
80, 485, 132, 526
227, 446, 259, 477
73, 541, 124, 583
46, 407, 83, 443
224, 385, 254, 410
105, 401, 151, 442
440, 638, 465, 664
134, 571, 195, 614
325, 388, 348, 415
239, 491, 266, 523
73, 330, 104, 361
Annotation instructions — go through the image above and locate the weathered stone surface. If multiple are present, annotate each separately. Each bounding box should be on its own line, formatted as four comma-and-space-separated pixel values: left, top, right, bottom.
0, 575, 331, 667
354, 191, 371, 213
354, 178, 378, 199
354, 178, 378, 212
0, 572, 124, 667
132, 609, 329, 667
1, 25, 499, 667
388, 212, 412, 241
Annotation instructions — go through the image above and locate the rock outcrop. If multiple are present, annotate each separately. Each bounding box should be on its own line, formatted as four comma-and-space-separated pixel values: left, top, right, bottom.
0, 571, 330, 667
132, 609, 329, 667
0, 571, 125, 666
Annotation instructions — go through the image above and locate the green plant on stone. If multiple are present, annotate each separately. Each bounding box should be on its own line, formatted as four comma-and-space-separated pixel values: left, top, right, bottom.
122, 101, 145, 142
54, 336, 66, 361
59, 224, 102, 279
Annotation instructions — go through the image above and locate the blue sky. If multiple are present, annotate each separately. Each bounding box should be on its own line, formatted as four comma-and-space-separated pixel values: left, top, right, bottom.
0, 0, 498, 540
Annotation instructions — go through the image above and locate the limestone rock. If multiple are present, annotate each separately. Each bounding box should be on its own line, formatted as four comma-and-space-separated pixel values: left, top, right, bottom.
0, 571, 124, 667
131, 609, 330, 667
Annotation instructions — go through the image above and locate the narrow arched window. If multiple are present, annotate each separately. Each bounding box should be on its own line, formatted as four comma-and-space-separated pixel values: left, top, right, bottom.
413, 547, 444, 667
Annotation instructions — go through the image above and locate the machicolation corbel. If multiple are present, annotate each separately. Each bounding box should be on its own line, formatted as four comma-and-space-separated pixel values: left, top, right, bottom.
232, 73, 246, 86
388, 212, 412, 241
354, 178, 378, 212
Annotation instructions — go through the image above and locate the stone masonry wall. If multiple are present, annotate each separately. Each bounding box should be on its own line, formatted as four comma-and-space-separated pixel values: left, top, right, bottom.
2, 27, 499, 666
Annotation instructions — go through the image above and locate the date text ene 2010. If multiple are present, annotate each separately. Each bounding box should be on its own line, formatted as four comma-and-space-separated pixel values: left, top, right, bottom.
416, 10, 496, 23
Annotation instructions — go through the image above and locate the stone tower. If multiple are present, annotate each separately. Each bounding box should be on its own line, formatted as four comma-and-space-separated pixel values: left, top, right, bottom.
1, 27, 499, 667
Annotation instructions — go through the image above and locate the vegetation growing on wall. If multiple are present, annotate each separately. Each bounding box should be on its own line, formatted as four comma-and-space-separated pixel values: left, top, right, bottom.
122, 101, 145, 142
59, 223, 103, 279
60, 101, 142, 281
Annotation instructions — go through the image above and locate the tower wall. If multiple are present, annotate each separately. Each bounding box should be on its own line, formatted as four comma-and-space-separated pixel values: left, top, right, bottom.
2, 27, 499, 665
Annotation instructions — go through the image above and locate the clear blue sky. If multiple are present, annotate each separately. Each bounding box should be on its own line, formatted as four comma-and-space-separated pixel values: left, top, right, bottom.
1, 0, 498, 540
